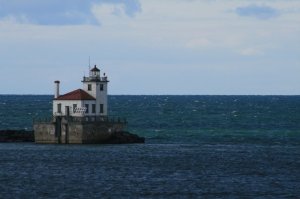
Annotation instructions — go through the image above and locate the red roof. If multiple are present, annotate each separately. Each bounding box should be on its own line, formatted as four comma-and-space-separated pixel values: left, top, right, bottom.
55, 89, 95, 100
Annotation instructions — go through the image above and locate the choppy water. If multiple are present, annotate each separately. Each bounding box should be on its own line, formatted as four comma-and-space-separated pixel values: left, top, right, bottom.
0, 95, 300, 198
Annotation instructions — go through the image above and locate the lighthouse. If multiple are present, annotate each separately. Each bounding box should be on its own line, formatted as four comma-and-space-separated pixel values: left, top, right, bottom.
34, 65, 124, 144
52, 65, 108, 117
33, 63, 144, 144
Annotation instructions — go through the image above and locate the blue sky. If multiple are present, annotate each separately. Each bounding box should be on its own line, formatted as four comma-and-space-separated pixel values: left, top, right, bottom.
0, 0, 299, 95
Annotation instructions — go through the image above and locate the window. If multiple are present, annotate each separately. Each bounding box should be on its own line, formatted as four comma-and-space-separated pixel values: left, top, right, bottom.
57, 103, 62, 113
92, 104, 96, 113
100, 104, 104, 114
73, 104, 77, 113
88, 84, 92, 91
85, 104, 89, 113
100, 84, 104, 91
65, 106, 70, 116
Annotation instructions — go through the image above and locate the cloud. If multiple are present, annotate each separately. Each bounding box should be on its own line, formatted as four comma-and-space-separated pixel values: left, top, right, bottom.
235, 4, 279, 20
239, 47, 264, 56
185, 38, 212, 49
0, 0, 141, 25
0, 0, 300, 94
91, 3, 130, 26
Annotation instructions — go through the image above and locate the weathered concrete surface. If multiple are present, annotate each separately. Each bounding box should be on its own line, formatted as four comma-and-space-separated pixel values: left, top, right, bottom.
33, 120, 145, 144
0, 130, 34, 142
34, 123, 58, 144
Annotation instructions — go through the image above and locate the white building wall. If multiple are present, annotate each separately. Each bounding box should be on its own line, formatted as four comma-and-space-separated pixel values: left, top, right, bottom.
83, 83, 97, 98
82, 100, 98, 116
53, 100, 97, 116
82, 81, 108, 116
96, 82, 108, 116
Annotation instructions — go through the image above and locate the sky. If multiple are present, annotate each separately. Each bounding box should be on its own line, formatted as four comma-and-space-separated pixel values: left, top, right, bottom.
0, 0, 299, 95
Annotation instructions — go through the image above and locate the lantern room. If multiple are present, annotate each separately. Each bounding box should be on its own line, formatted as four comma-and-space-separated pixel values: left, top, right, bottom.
90, 65, 100, 78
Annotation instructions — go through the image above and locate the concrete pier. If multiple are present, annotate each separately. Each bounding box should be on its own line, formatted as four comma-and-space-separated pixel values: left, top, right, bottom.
33, 116, 142, 144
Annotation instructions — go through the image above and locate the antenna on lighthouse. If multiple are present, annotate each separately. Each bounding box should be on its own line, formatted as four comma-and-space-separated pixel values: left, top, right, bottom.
88, 56, 91, 71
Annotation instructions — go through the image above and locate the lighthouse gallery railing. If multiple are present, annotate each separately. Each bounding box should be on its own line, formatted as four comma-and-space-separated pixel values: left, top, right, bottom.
33, 115, 127, 125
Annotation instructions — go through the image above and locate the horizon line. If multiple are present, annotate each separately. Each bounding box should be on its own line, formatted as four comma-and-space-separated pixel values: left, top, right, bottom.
0, 93, 300, 96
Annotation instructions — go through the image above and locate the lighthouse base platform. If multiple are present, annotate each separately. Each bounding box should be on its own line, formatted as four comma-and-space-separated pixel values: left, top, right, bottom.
33, 116, 144, 144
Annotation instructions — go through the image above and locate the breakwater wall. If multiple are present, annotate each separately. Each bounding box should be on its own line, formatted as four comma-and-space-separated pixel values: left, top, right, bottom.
0, 129, 144, 144
0, 130, 34, 142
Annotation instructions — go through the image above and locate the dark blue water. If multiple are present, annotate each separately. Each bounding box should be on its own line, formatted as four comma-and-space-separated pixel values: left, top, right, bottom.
0, 95, 300, 198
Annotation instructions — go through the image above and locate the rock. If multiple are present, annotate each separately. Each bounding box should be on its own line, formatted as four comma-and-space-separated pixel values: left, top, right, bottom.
104, 131, 145, 144
0, 130, 34, 142
0, 129, 144, 144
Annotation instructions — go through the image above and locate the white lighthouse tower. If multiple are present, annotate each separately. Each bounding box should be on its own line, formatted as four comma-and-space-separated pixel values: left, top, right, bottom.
52, 65, 109, 117
82, 65, 109, 116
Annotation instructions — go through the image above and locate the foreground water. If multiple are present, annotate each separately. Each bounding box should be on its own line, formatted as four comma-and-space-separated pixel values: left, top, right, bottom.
0, 95, 300, 198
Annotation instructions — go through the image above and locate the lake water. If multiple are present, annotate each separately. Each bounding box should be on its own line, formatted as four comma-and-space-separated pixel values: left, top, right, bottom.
0, 95, 300, 198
